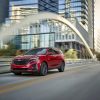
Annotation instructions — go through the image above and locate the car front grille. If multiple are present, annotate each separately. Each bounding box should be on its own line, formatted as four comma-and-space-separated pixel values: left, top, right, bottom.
13, 68, 28, 70
13, 59, 29, 65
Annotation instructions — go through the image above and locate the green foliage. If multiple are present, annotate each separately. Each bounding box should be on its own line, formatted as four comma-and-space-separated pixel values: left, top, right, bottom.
16, 50, 24, 56
64, 49, 78, 59
0, 43, 17, 56
96, 53, 100, 61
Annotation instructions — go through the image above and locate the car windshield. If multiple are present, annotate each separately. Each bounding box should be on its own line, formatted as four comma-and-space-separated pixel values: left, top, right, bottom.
24, 48, 47, 55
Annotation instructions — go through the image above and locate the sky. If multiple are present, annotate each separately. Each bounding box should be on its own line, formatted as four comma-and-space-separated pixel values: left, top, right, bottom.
95, 0, 100, 33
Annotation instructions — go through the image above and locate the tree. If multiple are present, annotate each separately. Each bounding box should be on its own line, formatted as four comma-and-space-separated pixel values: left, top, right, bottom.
0, 42, 17, 56
96, 53, 100, 61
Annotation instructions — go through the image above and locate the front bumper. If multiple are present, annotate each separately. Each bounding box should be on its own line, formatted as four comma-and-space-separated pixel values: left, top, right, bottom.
11, 63, 38, 73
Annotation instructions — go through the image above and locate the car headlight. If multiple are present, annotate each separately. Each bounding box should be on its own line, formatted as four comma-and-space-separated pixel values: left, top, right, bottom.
11, 59, 15, 64
29, 57, 39, 62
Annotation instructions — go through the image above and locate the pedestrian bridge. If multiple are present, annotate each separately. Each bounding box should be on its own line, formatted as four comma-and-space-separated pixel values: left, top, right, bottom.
0, 12, 94, 59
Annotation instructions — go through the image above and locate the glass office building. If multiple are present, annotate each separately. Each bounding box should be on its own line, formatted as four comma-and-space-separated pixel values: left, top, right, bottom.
38, 0, 58, 13
59, 0, 94, 47
58, 0, 94, 58
0, 0, 9, 49
0, 0, 9, 24
9, 0, 58, 23
59, 0, 89, 30
9, 0, 59, 49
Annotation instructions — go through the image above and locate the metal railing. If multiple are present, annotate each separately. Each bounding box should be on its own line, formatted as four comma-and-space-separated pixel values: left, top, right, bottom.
0, 57, 99, 74
0, 57, 98, 67
0, 57, 13, 67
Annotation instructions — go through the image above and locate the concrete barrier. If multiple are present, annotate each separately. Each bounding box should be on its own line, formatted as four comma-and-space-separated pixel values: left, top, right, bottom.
0, 57, 13, 74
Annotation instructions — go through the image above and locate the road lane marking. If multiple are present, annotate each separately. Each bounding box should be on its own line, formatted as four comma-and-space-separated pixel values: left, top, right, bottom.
0, 63, 99, 94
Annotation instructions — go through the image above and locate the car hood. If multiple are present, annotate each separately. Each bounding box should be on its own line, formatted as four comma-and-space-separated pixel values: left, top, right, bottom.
14, 55, 38, 60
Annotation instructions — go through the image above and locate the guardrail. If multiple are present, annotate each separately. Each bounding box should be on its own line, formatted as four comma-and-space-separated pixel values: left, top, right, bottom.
0, 57, 13, 73
0, 57, 99, 74
65, 59, 97, 64
0, 57, 13, 67
0, 57, 98, 66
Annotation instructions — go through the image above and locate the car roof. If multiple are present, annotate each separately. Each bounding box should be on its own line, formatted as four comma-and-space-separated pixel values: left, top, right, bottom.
31, 47, 60, 51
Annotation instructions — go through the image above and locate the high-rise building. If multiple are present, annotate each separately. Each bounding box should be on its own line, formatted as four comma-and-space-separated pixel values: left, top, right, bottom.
8, 0, 59, 49
59, 0, 93, 31
0, 0, 9, 49
59, 0, 94, 49
0, 0, 9, 24
9, 0, 58, 23
38, 0, 58, 13
7, 0, 94, 58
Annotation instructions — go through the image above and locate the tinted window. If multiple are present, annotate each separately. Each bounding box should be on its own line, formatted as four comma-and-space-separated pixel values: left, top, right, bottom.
48, 49, 54, 54
25, 48, 47, 55
48, 48, 61, 55
53, 50, 59, 54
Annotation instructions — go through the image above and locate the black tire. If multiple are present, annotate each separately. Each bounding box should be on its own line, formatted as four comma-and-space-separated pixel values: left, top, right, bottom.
58, 61, 65, 72
14, 72, 22, 75
40, 62, 48, 76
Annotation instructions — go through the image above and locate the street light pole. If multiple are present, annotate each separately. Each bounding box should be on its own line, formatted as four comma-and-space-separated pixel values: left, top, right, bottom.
92, 0, 95, 55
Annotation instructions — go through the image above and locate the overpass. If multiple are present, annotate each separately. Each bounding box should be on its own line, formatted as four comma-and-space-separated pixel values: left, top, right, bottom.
0, 12, 94, 59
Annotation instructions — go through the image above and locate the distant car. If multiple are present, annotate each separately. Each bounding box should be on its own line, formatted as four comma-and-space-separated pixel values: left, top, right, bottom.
11, 47, 65, 76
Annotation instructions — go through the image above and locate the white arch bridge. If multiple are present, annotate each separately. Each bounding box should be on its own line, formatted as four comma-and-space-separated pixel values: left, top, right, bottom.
0, 12, 95, 59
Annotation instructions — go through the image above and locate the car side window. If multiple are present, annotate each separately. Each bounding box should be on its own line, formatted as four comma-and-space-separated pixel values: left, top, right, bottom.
48, 49, 56, 55
48, 49, 59, 55
53, 50, 59, 54
48, 49, 54, 54
48, 48, 62, 55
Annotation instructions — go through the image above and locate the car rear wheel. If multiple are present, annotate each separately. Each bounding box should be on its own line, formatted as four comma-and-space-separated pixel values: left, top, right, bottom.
14, 72, 22, 75
58, 61, 65, 72
40, 62, 48, 76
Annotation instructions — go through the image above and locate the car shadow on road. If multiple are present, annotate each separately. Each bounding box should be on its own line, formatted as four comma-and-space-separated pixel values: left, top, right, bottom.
10, 70, 59, 77
48, 70, 59, 75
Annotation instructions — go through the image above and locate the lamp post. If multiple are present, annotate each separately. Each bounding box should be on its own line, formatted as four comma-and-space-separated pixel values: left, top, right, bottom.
92, 0, 95, 55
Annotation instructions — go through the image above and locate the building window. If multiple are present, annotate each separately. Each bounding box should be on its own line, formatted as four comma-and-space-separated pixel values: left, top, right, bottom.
69, 35, 71, 39
72, 34, 74, 39
66, 34, 68, 39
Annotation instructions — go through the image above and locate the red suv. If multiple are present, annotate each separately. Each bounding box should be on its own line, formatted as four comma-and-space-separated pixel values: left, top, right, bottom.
11, 47, 65, 76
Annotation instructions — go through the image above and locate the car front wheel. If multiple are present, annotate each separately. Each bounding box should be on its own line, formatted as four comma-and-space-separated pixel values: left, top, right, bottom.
40, 62, 48, 76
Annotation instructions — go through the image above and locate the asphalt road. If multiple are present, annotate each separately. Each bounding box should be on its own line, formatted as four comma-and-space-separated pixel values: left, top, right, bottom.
0, 63, 100, 100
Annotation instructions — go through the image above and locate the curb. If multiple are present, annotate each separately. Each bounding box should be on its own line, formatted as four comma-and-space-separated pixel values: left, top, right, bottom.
0, 70, 11, 74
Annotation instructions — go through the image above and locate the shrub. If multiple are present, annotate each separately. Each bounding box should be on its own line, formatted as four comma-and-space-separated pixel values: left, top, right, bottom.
96, 53, 100, 61
64, 49, 78, 59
